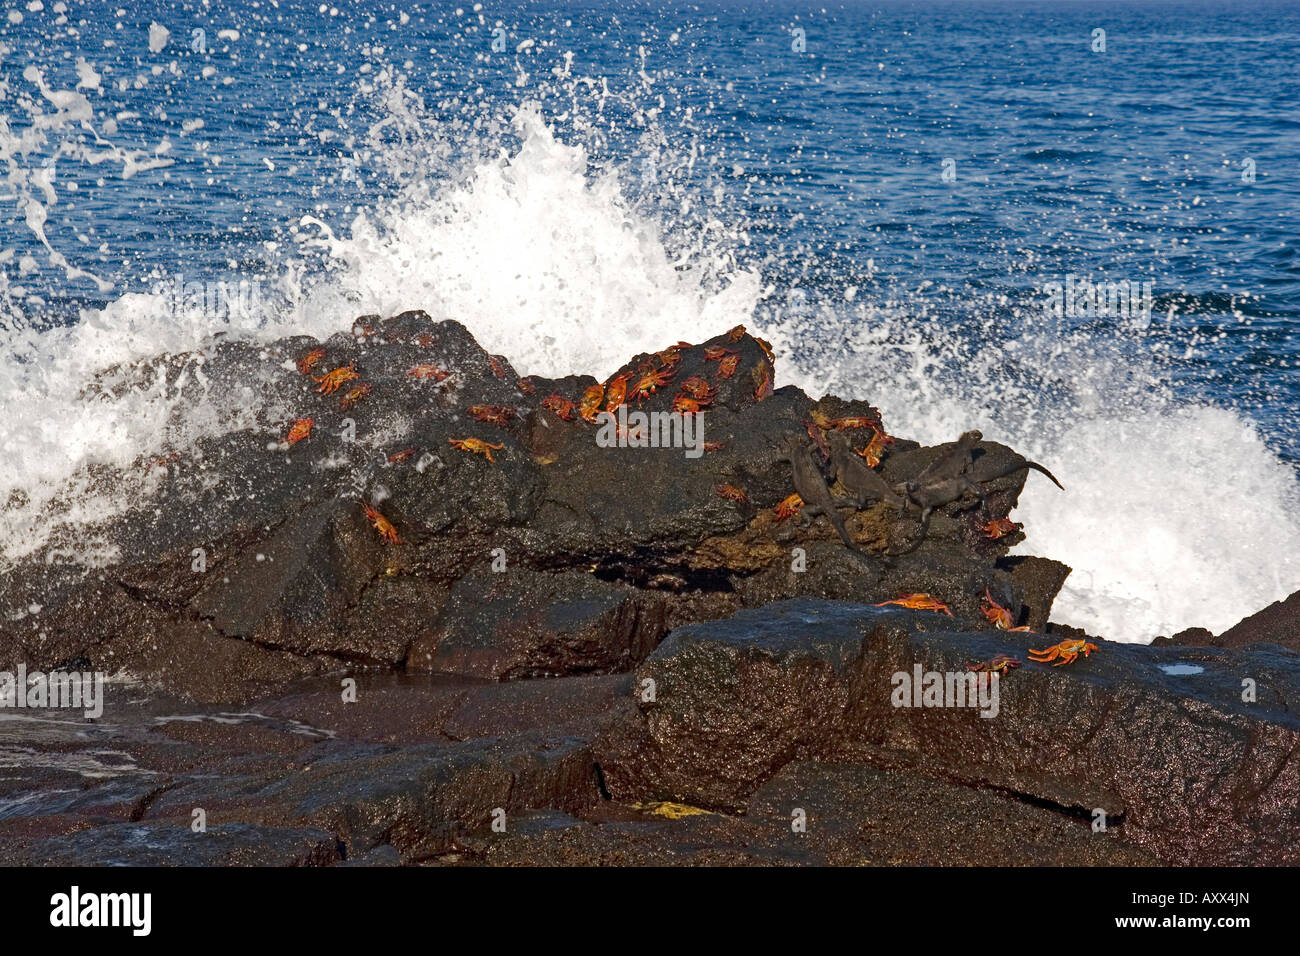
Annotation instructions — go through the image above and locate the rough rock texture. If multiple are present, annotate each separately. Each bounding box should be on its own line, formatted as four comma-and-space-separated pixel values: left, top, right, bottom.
479, 761, 1157, 866
0, 675, 621, 865
5, 600, 1293, 866
596, 599, 1300, 865
405, 567, 707, 679
1, 311, 1292, 866
1181, 588, 1300, 653
0, 314, 1041, 702
17, 823, 343, 867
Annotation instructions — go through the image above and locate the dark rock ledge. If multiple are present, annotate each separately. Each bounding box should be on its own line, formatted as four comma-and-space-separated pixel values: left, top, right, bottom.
0, 311, 1295, 865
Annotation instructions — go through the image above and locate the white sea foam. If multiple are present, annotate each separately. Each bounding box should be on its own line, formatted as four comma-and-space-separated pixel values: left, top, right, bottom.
777, 299, 1300, 643
295, 99, 760, 379
1016, 407, 1299, 639
0, 93, 758, 568
0, 287, 276, 567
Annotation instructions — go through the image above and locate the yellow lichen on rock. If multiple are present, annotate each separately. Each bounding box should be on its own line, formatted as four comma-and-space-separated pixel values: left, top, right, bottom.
632, 801, 716, 820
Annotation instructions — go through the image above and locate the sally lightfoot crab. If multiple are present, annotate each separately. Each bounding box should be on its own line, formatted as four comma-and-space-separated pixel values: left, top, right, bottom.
1028, 638, 1098, 666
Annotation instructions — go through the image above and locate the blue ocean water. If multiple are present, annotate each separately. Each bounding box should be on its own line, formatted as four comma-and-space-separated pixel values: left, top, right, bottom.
0, 0, 1298, 641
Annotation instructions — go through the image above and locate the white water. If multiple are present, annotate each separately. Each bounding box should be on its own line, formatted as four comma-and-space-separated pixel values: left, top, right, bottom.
296, 105, 761, 378
1, 80, 1298, 644
776, 296, 1300, 641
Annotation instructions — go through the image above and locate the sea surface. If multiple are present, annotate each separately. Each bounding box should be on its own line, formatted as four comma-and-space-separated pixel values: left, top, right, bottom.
1, 0, 1298, 641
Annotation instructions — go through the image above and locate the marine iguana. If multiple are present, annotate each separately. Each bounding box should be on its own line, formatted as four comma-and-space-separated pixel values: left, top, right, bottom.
974, 456, 1064, 492
890, 431, 1064, 554
826, 430, 907, 510
775, 436, 865, 556
901, 429, 983, 496
901, 429, 1063, 496
897, 474, 985, 541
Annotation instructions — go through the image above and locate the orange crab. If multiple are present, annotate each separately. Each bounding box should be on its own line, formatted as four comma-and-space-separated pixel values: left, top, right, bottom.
314, 362, 358, 395
715, 484, 749, 505
805, 421, 831, 460
703, 346, 738, 362
774, 493, 804, 522
408, 364, 451, 382
142, 452, 182, 476
808, 408, 834, 428
541, 394, 578, 421
489, 356, 509, 379
980, 517, 1022, 540
966, 654, 1022, 675
856, 428, 893, 468
726, 324, 746, 342
411, 332, 437, 348
605, 373, 631, 412
518, 376, 537, 395
630, 367, 675, 403
284, 417, 314, 446
673, 395, 705, 414
755, 336, 775, 363
580, 384, 606, 423
296, 348, 326, 375
340, 384, 372, 409
981, 590, 1017, 630
751, 361, 773, 401
702, 440, 726, 452
1028, 639, 1098, 666
449, 437, 504, 463
655, 345, 685, 368
468, 404, 516, 427
874, 593, 954, 616
680, 376, 717, 403
828, 416, 880, 431
388, 448, 416, 463
362, 502, 400, 544
717, 353, 740, 379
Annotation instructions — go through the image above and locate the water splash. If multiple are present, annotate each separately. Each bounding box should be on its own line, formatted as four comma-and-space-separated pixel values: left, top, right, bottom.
0, 44, 1296, 646
776, 291, 1300, 642
297, 99, 761, 379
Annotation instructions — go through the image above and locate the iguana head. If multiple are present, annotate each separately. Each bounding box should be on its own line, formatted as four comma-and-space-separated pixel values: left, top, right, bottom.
772, 431, 802, 461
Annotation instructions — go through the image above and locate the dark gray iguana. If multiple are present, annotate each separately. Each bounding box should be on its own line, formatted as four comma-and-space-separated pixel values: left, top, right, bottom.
901, 429, 983, 495
775, 436, 868, 558
826, 430, 907, 510
891, 429, 1064, 553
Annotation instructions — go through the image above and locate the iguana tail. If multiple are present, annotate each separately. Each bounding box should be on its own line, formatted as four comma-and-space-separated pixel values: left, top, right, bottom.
827, 508, 861, 554
886, 507, 932, 556
840, 530, 881, 571
984, 459, 1064, 490
1021, 460, 1064, 490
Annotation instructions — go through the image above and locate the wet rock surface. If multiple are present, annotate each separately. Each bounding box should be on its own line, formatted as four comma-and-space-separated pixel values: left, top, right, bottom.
0, 313, 1293, 865
597, 599, 1300, 865
1163, 587, 1300, 654
1, 314, 1041, 701
3, 600, 1292, 866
